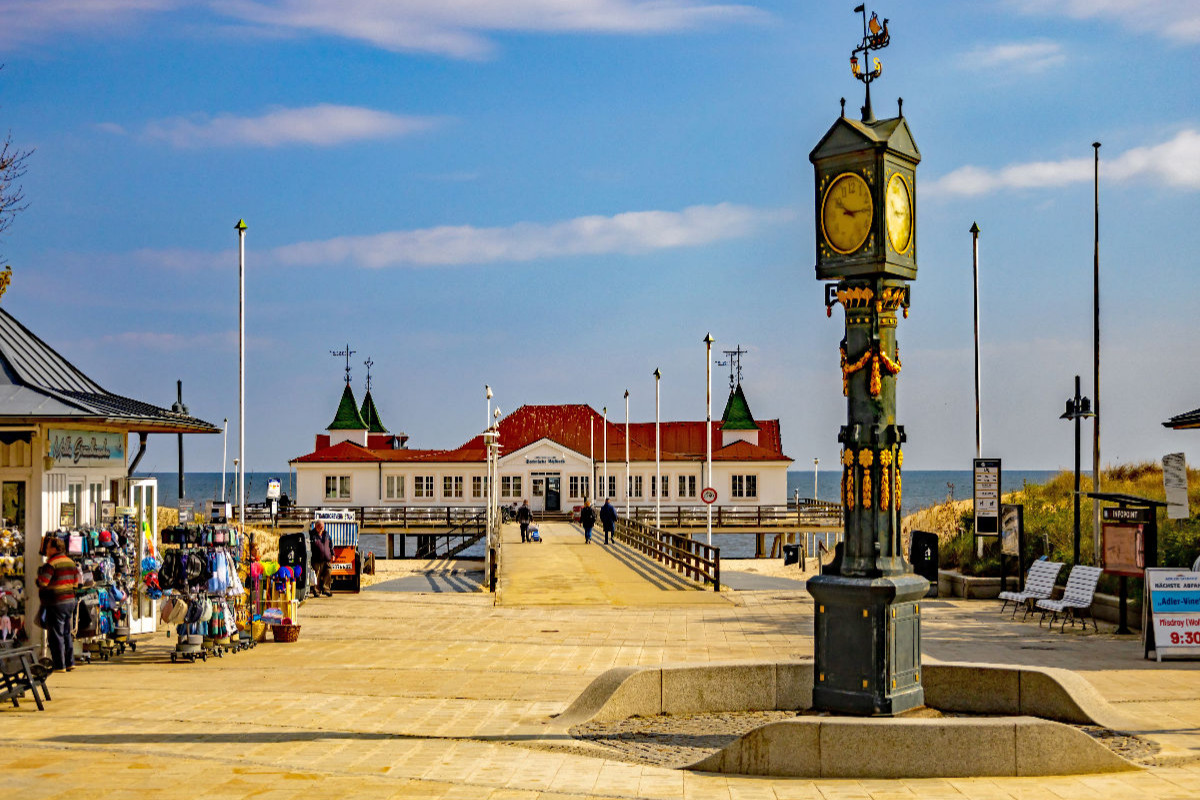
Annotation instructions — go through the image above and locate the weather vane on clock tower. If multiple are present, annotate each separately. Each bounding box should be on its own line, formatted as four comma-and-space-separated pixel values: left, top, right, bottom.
849, 4, 890, 121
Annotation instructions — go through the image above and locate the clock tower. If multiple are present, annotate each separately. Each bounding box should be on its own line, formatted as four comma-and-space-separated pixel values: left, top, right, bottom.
805, 5, 929, 717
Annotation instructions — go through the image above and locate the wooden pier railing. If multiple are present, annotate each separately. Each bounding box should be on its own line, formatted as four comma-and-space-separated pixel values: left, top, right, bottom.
613, 517, 720, 591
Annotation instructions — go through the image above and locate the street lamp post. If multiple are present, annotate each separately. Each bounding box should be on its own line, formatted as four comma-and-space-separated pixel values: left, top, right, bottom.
813, 457, 819, 500
1060, 375, 1094, 566
704, 333, 714, 546
1092, 142, 1102, 564
654, 368, 661, 529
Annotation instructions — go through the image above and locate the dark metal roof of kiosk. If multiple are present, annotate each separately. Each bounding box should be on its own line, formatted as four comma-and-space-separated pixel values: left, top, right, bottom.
0, 307, 220, 434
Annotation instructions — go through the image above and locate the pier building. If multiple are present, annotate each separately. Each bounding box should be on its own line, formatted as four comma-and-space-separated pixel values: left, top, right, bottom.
290, 379, 792, 513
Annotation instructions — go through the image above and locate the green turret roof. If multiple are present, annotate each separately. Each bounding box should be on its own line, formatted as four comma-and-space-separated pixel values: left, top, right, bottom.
720, 383, 760, 431
360, 390, 387, 434
328, 384, 368, 431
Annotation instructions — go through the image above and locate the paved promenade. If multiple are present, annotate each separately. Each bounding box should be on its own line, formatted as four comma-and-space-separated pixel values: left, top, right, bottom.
2, 522, 1199, 799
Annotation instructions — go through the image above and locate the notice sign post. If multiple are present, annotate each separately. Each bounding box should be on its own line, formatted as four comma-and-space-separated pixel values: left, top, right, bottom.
1144, 568, 1200, 661
1163, 453, 1190, 521
973, 459, 1001, 555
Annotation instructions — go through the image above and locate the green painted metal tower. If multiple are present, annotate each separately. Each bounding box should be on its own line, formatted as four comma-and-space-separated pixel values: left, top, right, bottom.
804, 6, 929, 716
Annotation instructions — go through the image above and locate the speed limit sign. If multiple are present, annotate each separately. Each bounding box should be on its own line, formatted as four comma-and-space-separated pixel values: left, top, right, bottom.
701, 487, 718, 504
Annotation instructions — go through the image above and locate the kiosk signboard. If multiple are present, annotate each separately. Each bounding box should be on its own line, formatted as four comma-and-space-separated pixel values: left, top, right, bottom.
1144, 568, 1200, 661
1163, 453, 1190, 521
973, 458, 1001, 535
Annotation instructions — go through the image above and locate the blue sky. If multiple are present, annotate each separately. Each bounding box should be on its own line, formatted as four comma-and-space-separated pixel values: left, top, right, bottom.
1, 0, 1198, 475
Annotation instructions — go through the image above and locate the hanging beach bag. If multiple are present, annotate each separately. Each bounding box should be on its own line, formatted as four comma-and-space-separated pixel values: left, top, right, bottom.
67, 533, 85, 556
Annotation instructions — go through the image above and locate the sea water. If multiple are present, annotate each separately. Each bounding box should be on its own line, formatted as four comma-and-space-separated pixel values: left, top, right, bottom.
138, 469, 1059, 560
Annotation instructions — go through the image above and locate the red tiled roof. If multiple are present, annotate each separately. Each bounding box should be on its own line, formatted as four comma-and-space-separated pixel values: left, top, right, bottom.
291, 440, 382, 464
291, 404, 790, 464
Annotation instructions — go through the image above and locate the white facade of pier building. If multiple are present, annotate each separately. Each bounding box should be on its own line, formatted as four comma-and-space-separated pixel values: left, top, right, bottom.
289, 381, 792, 513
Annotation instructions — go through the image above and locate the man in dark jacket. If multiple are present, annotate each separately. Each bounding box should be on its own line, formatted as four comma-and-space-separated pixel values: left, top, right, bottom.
580, 499, 596, 544
599, 498, 617, 544
516, 500, 533, 542
309, 521, 334, 597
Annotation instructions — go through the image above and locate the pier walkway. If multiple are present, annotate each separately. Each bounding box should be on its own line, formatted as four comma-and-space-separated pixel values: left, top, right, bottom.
497, 521, 729, 607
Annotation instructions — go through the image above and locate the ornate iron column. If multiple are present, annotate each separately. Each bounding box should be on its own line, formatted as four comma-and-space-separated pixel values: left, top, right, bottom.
805, 5, 928, 716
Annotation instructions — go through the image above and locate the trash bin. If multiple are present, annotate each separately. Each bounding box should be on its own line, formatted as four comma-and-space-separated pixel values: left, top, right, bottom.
909, 530, 938, 598
782, 543, 800, 566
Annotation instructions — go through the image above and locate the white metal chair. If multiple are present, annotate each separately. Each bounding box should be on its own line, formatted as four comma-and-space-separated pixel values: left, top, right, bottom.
1035, 564, 1104, 632
997, 559, 1064, 620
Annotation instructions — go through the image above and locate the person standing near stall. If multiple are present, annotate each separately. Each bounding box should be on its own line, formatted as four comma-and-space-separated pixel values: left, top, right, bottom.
309, 521, 334, 597
36, 537, 79, 672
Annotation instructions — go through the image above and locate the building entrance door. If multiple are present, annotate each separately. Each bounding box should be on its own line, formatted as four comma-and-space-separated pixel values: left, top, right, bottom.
545, 476, 561, 512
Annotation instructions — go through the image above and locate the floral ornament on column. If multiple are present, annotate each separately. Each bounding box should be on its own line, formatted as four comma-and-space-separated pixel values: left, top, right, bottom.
858, 449, 874, 509
842, 448, 856, 511
879, 449, 893, 511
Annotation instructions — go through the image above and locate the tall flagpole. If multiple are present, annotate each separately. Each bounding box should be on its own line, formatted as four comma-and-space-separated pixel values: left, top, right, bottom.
1092, 142, 1102, 563
589, 417, 594, 500
624, 389, 630, 517
654, 368, 661, 529
235, 219, 246, 533
704, 333, 714, 546
970, 222, 981, 459
603, 406, 608, 501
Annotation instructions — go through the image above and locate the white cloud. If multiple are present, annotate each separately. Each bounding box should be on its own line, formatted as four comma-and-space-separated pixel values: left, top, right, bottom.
97, 204, 790, 271
927, 130, 1200, 196
0, 0, 178, 49
211, 0, 764, 58
139, 104, 441, 148
269, 203, 793, 268
1010, 0, 1200, 44
2, 0, 762, 56
963, 40, 1066, 74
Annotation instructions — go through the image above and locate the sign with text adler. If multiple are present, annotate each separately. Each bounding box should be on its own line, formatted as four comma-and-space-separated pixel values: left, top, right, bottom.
1144, 568, 1200, 661
973, 458, 1001, 535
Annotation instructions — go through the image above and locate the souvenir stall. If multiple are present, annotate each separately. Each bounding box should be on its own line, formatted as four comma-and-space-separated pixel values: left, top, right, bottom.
0, 306, 220, 662
0, 526, 25, 644
156, 524, 246, 663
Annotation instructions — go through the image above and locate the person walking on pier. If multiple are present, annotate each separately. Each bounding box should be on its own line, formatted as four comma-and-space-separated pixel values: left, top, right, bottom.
517, 500, 533, 543
600, 498, 617, 545
580, 499, 596, 544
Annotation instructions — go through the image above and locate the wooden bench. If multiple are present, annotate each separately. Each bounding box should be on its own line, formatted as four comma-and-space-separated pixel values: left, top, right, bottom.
997, 559, 1064, 620
0, 644, 52, 711
1036, 564, 1104, 632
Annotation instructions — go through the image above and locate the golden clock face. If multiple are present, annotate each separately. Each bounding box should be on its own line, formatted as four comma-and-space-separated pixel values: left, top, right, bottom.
885, 172, 912, 254
821, 172, 873, 254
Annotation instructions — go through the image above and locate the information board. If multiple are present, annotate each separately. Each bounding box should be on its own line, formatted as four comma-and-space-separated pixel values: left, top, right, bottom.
973, 458, 1001, 535
1163, 453, 1190, 520
1144, 568, 1200, 661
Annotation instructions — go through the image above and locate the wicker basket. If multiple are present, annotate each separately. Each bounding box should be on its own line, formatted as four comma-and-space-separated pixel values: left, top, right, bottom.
271, 623, 301, 643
